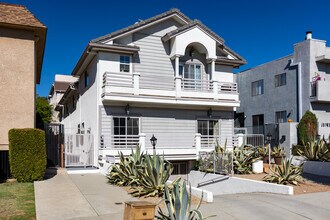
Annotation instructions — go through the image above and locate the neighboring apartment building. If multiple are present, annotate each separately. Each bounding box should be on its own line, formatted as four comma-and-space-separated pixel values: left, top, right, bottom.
0, 3, 47, 150
57, 9, 245, 172
236, 32, 330, 138
48, 74, 78, 122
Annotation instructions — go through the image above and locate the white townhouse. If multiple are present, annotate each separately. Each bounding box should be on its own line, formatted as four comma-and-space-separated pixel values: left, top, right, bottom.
56, 9, 246, 174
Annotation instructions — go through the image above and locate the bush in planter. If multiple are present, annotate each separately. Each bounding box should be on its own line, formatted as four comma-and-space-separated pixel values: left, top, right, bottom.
297, 110, 318, 145
8, 128, 47, 182
272, 146, 286, 165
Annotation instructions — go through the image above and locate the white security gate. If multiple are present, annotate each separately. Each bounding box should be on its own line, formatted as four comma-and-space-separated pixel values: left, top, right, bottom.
65, 134, 94, 167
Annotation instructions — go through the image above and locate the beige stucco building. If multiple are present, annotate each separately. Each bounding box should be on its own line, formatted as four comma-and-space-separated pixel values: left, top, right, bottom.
0, 3, 47, 150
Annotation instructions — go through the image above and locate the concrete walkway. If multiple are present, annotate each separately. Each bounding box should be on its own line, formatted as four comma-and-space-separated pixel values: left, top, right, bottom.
34, 169, 137, 220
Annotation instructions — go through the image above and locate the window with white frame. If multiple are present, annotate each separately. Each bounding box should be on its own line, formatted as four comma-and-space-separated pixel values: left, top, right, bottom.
275, 73, 286, 87
184, 63, 201, 80
198, 120, 219, 148
120, 55, 130, 72
113, 117, 139, 147
251, 79, 264, 96
275, 111, 287, 123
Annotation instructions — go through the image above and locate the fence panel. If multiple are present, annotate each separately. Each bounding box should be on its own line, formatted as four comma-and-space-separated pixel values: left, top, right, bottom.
198, 151, 233, 175
65, 134, 94, 167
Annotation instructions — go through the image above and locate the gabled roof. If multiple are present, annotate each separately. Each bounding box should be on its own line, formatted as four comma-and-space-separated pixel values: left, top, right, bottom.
0, 2, 46, 28
0, 2, 47, 84
162, 19, 224, 44
91, 8, 191, 43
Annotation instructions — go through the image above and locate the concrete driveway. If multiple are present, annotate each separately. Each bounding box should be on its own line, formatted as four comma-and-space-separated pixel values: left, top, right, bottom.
201, 192, 330, 220
34, 169, 330, 220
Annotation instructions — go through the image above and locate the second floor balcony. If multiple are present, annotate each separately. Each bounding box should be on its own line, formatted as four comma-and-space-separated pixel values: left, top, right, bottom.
310, 80, 330, 103
102, 71, 239, 107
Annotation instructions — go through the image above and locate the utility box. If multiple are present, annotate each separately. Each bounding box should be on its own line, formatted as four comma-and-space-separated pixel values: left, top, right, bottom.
123, 201, 156, 220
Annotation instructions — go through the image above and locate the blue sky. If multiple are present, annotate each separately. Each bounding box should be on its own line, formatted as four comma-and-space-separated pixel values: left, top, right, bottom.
5, 0, 330, 96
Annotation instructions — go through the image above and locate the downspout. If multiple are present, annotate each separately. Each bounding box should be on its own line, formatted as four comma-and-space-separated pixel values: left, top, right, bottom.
290, 60, 302, 121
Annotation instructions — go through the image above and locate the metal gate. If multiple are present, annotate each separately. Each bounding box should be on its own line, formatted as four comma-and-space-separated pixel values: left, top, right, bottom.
45, 123, 64, 167
65, 134, 94, 167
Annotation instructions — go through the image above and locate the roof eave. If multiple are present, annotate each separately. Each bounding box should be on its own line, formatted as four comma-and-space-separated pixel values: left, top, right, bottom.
71, 43, 140, 76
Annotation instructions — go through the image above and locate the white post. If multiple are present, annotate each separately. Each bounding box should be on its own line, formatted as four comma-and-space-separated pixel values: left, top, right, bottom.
133, 72, 140, 95
139, 133, 146, 154
175, 77, 182, 98
175, 55, 180, 77
237, 133, 244, 147
212, 80, 218, 99
211, 59, 215, 80
195, 133, 201, 156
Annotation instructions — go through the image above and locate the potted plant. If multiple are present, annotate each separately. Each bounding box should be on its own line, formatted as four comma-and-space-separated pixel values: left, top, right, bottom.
272, 146, 286, 165
258, 146, 269, 163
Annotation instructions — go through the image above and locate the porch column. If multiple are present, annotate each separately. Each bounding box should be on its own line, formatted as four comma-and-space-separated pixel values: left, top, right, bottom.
139, 133, 146, 154
174, 55, 182, 98
237, 133, 244, 147
211, 59, 216, 80
212, 80, 218, 99
195, 133, 201, 157
133, 72, 140, 95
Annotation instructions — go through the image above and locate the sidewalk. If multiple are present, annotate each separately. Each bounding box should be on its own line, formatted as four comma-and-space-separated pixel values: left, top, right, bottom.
34, 169, 137, 220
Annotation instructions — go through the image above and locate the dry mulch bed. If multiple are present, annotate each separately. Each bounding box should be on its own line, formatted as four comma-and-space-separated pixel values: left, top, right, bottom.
236, 173, 330, 195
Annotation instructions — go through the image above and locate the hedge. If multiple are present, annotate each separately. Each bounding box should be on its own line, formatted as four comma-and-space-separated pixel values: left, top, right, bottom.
8, 128, 46, 182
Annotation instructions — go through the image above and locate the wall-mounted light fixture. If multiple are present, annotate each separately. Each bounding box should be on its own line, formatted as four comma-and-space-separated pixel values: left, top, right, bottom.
125, 104, 130, 115
150, 134, 157, 150
207, 108, 212, 118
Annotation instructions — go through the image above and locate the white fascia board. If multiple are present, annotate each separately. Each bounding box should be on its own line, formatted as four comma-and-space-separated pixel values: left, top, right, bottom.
102, 14, 189, 44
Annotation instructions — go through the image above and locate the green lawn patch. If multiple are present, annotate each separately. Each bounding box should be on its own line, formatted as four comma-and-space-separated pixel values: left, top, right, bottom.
0, 181, 36, 219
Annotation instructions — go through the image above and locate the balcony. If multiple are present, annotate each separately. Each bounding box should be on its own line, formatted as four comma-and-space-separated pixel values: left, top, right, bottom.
102, 72, 239, 107
310, 81, 330, 103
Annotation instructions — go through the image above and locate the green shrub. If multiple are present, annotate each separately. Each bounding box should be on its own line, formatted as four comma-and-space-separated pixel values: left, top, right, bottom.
156, 179, 214, 220
8, 128, 47, 182
263, 158, 302, 185
297, 138, 330, 162
297, 111, 318, 145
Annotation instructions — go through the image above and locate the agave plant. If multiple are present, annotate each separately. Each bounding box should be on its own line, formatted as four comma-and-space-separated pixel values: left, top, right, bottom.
271, 146, 286, 157
297, 138, 330, 162
263, 158, 302, 185
233, 145, 259, 174
157, 179, 213, 220
107, 145, 143, 186
130, 153, 173, 197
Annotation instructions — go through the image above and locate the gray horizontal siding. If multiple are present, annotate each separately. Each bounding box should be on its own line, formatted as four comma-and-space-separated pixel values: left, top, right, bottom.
219, 119, 234, 147
100, 106, 234, 149
133, 33, 174, 90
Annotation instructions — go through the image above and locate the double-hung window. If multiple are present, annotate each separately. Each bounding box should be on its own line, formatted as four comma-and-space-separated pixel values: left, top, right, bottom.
251, 79, 264, 96
275, 73, 286, 87
275, 111, 287, 123
120, 55, 130, 72
113, 117, 139, 148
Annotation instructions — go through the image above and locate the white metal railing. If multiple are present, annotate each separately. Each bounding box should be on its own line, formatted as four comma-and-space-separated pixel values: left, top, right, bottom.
218, 82, 237, 93
181, 78, 213, 92
103, 72, 133, 88
201, 135, 218, 148
111, 135, 139, 149
242, 134, 264, 147
65, 134, 94, 167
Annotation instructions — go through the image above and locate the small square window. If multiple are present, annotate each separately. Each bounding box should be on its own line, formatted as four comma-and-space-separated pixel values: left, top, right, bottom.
275, 110, 287, 123
120, 55, 130, 72
251, 80, 264, 96
275, 73, 286, 87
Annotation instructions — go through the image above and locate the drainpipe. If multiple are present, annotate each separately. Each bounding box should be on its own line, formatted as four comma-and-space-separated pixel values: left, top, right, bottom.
290, 60, 302, 121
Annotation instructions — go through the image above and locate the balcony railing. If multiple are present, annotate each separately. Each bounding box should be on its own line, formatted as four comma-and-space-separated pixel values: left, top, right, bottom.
102, 72, 238, 104
111, 135, 139, 149
201, 135, 218, 148
181, 78, 213, 92
310, 80, 330, 102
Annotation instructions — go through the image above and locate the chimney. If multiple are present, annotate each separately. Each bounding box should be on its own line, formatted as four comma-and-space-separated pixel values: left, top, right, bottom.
306, 31, 312, 40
